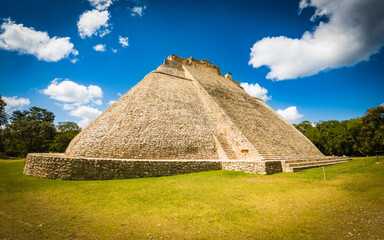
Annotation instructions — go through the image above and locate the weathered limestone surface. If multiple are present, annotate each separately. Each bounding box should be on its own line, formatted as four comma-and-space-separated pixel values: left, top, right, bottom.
25, 54, 350, 180
183, 63, 324, 160
221, 160, 282, 175
24, 153, 281, 180
66, 63, 218, 159
66, 54, 324, 160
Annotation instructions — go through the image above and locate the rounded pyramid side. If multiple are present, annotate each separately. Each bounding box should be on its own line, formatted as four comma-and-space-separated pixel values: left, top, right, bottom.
65, 64, 219, 160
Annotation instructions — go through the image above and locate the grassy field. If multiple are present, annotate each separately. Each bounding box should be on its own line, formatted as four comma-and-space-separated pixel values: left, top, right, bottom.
1, 157, 383, 239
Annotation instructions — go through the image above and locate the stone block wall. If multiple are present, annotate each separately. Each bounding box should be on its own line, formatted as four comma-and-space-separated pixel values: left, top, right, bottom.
221, 161, 282, 175
24, 153, 282, 180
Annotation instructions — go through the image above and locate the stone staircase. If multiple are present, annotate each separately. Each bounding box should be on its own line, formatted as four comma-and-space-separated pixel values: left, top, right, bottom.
279, 156, 351, 172
217, 134, 237, 160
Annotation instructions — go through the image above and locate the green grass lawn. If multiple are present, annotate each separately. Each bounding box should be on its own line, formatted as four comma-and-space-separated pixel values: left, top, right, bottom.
1, 157, 383, 239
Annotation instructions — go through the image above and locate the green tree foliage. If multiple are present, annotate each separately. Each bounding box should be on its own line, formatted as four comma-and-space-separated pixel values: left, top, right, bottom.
0, 95, 6, 126
359, 106, 384, 154
2, 107, 56, 156
49, 122, 81, 153
294, 121, 320, 146
57, 121, 80, 132
0, 95, 7, 152
295, 106, 384, 156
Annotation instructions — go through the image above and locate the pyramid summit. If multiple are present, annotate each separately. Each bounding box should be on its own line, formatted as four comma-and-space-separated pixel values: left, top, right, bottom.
24, 55, 350, 180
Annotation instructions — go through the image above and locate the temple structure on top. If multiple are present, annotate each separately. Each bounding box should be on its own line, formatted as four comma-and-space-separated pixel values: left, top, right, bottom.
24, 55, 350, 180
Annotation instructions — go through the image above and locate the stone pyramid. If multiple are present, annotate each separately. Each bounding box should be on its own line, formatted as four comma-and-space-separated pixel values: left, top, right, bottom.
24, 55, 350, 180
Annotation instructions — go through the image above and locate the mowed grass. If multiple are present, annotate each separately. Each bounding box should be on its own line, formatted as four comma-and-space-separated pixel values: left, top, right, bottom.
1, 157, 383, 239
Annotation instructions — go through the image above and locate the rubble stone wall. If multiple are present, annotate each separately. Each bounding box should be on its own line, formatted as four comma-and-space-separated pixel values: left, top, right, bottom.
24, 153, 282, 180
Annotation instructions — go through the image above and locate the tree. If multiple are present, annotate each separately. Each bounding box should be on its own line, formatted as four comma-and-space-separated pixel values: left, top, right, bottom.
0, 95, 6, 126
0, 95, 7, 152
359, 106, 384, 155
57, 121, 80, 132
294, 121, 321, 151
49, 122, 81, 153
2, 107, 56, 156
344, 118, 363, 156
294, 121, 314, 134
295, 106, 384, 156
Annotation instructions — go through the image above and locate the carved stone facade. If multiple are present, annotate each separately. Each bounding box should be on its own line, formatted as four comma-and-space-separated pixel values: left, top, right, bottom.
24, 55, 350, 180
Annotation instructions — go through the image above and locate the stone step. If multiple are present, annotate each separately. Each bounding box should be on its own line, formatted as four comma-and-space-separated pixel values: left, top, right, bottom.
291, 161, 347, 172
284, 157, 349, 164
262, 155, 285, 157
263, 156, 349, 160
291, 160, 349, 172
288, 159, 348, 168
217, 134, 237, 160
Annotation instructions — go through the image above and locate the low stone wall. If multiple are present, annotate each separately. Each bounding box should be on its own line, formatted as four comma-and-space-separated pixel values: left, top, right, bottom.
222, 160, 282, 174
24, 153, 282, 180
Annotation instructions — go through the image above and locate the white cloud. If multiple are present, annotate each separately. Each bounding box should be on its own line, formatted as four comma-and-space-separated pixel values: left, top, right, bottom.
77, 10, 110, 38
0, 19, 77, 62
117, 93, 122, 97
108, 100, 116, 105
277, 106, 304, 124
60, 103, 80, 110
70, 106, 102, 128
3, 96, 30, 112
93, 44, 106, 52
88, 0, 112, 10
380, 103, 384, 107
240, 82, 271, 101
119, 36, 129, 47
249, 0, 384, 80
42, 79, 103, 106
70, 58, 79, 64
112, 48, 117, 53
131, 6, 146, 16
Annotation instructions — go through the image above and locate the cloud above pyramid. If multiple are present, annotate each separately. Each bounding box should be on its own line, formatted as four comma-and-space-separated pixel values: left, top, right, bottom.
249, 0, 384, 80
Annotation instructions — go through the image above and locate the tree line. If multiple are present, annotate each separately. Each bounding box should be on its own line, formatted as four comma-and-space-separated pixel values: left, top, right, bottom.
0, 96, 80, 156
294, 106, 384, 156
0, 95, 383, 157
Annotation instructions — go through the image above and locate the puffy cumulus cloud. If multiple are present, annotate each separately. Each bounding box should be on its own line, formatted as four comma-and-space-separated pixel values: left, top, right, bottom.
70, 106, 102, 128
70, 58, 79, 64
88, 0, 112, 10
60, 103, 80, 110
42, 79, 103, 106
277, 106, 304, 124
131, 6, 146, 16
77, 10, 110, 38
380, 103, 384, 107
3, 96, 30, 112
108, 100, 116, 105
93, 44, 106, 52
249, 0, 384, 80
119, 36, 129, 47
240, 82, 271, 102
0, 19, 77, 62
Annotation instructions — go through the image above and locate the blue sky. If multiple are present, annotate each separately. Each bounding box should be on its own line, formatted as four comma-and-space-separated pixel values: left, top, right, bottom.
0, 0, 383, 127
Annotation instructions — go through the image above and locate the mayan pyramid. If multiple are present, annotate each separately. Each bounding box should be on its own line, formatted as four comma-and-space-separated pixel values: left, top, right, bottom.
24, 55, 349, 180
